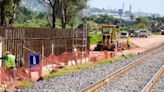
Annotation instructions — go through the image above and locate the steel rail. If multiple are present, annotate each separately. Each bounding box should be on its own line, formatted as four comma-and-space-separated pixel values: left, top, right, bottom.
141, 64, 164, 92
82, 45, 164, 92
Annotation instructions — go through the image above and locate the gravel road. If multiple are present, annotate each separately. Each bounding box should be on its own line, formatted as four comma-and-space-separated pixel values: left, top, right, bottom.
98, 51, 164, 92
20, 45, 164, 92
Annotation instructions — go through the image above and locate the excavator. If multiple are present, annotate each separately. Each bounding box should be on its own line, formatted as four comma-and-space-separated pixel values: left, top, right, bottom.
94, 25, 119, 51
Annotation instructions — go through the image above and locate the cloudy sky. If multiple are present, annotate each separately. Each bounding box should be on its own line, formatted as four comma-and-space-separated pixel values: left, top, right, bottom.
89, 0, 164, 15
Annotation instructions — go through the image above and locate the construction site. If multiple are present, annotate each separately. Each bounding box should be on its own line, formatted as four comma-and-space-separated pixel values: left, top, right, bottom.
0, 24, 163, 91
0, 0, 164, 92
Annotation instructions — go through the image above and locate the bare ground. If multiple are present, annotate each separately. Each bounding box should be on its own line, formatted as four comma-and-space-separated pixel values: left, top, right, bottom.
90, 35, 164, 55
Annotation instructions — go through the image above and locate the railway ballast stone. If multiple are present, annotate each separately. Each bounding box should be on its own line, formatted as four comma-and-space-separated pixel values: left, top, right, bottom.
98, 51, 164, 92
21, 45, 164, 92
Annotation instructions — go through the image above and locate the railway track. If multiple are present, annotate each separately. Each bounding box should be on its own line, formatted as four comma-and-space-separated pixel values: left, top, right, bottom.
141, 65, 164, 92
21, 44, 164, 92
153, 74, 164, 92
82, 45, 164, 92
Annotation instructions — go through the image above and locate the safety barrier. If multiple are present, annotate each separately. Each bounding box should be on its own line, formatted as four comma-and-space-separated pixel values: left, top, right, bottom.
89, 51, 116, 63
0, 50, 115, 84
0, 68, 8, 84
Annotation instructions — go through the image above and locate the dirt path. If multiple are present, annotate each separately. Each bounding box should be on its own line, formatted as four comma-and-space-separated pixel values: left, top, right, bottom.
90, 35, 164, 55
122, 35, 164, 54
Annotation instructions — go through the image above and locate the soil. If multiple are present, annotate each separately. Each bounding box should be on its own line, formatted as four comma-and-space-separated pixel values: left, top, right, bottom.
90, 35, 164, 54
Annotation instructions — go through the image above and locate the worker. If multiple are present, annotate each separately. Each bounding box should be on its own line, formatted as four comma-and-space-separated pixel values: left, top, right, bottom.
72, 46, 77, 53
0, 51, 17, 81
72, 46, 78, 63
72, 46, 78, 57
127, 37, 132, 49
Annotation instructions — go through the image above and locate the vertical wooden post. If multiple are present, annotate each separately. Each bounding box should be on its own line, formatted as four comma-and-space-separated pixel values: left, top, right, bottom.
42, 43, 44, 58
65, 38, 67, 52
52, 44, 54, 54
22, 39, 25, 67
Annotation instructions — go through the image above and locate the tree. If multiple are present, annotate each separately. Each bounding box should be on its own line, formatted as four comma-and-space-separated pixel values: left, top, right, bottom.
86, 21, 99, 32
81, 14, 122, 25
15, 6, 34, 23
135, 17, 149, 30
58, 0, 88, 28
14, 6, 48, 27
0, 0, 5, 26
0, 0, 20, 26
39, 0, 59, 28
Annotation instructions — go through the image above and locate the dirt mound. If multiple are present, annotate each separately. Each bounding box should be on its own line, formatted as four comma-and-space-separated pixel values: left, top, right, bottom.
120, 42, 140, 50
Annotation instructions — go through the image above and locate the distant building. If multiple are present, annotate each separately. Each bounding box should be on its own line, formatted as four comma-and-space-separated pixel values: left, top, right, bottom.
79, 7, 161, 21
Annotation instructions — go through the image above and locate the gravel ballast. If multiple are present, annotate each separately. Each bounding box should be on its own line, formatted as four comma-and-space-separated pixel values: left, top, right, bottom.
21, 45, 164, 92
98, 51, 164, 92
154, 76, 164, 92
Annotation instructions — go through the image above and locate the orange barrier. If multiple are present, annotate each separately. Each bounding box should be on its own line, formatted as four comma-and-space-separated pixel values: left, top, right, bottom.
0, 50, 115, 84
0, 67, 30, 84
29, 64, 42, 81
57, 52, 74, 64
89, 51, 117, 63
0, 68, 8, 84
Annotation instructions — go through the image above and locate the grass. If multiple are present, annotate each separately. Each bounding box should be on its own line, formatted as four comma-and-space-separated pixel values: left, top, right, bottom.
96, 53, 135, 65
44, 53, 135, 80
19, 52, 135, 89
43, 64, 95, 80
96, 56, 125, 65
19, 80, 33, 89
152, 32, 161, 35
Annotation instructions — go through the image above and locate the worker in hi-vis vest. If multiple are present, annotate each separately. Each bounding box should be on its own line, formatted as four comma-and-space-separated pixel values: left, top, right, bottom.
127, 37, 132, 50
0, 51, 17, 81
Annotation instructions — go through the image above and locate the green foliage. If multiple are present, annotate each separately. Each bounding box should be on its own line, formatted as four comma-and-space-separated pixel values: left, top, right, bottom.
19, 80, 33, 89
13, 6, 48, 27
96, 56, 124, 65
14, 19, 49, 27
96, 53, 135, 65
58, 0, 88, 28
120, 26, 131, 32
15, 7, 34, 23
89, 33, 102, 45
43, 64, 94, 80
154, 17, 164, 23
152, 32, 161, 35
86, 21, 99, 32
82, 14, 122, 25
69, 16, 82, 29
19, 53, 134, 88
0, 0, 21, 26
43, 52, 134, 80
134, 17, 149, 30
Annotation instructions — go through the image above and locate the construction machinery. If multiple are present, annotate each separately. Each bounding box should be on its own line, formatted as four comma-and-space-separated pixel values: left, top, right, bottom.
94, 25, 118, 51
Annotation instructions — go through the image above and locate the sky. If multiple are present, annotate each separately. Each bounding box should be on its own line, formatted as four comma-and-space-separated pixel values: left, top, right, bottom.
89, 0, 164, 15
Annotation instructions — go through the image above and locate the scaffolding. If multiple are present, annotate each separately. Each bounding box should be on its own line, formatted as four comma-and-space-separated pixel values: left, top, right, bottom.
72, 28, 88, 63
0, 27, 89, 66
0, 27, 90, 83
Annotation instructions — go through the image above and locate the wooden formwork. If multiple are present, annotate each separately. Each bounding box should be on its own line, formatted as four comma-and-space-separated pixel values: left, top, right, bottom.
0, 27, 89, 67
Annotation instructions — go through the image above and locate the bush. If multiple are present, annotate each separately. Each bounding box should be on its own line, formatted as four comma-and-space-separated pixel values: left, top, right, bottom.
90, 33, 102, 45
